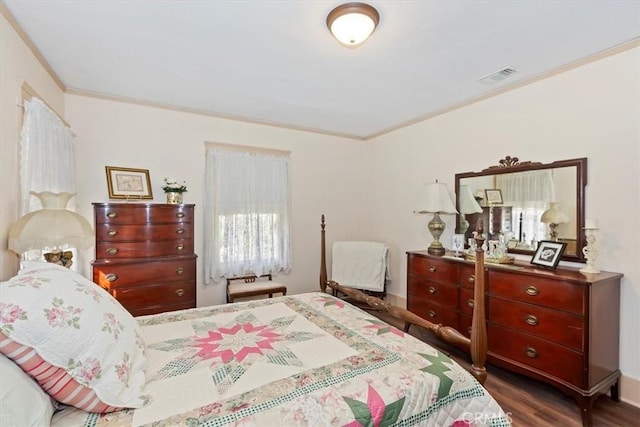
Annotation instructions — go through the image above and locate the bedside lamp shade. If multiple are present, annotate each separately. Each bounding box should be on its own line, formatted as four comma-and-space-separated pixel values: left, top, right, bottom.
8, 192, 93, 254
458, 185, 483, 236
540, 202, 569, 241
417, 181, 458, 256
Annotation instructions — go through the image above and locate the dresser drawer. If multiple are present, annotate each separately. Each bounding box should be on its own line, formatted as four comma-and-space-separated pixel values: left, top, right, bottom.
488, 324, 583, 387
407, 300, 459, 329
95, 205, 193, 225
96, 240, 194, 259
96, 223, 194, 242
93, 257, 196, 288
407, 254, 457, 285
490, 297, 583, 351
459, 314, 472, 338
407, 277, 458, 308
459, 288, 477, 316
489, 270, 584, 315
110, 281, 195, 315
129, 302, 195, 317
458, 264, 478, 290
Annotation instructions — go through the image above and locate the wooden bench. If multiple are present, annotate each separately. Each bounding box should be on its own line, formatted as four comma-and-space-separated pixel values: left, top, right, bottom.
226, 274, 287, 303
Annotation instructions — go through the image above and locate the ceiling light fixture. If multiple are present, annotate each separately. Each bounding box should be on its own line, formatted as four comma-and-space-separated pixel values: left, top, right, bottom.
326, 2, 380, 47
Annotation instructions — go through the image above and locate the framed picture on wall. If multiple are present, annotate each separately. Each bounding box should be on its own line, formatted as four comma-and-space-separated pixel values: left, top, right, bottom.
531, 240, 567, 269
105, 166, 153, 199
484, 189, 503, 205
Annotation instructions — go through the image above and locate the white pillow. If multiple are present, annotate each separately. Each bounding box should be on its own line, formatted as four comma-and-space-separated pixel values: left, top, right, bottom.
0, 353, 54, 427
0, 262, 147, 412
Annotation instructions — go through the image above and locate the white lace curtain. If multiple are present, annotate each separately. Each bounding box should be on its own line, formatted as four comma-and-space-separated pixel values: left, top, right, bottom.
20, 97, 76, 214
204, 149, 292, 283
496, 170, 555, 204
496, 170, 555, 245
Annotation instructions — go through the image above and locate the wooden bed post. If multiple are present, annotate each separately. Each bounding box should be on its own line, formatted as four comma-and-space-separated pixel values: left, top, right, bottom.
319, 215, 488, 385
320, 214, 328, 293
470, 219, 488, 384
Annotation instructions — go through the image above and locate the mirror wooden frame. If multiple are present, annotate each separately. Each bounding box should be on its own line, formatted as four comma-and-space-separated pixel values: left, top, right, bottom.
454, 156, 587, 263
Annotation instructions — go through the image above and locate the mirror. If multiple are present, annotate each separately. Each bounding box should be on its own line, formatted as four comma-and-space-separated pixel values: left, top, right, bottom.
455, 156, 587, 263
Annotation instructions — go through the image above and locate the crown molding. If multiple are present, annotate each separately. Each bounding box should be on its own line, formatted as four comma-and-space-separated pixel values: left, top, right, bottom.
0, 1, 65, 91
365, 37, 640, 140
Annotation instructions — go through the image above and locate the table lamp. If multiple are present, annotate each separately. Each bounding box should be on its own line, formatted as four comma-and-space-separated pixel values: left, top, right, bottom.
416, 181, 458, 256
540, 202, 569, 241
8, 192, 93, 261
458, 184, 483, 236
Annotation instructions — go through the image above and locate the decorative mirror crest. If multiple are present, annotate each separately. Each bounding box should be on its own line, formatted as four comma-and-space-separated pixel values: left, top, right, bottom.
483, 156, 542, 171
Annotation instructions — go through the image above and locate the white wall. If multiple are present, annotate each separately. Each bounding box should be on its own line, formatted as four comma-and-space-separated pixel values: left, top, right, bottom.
64, 95, 371, 306
367, 47, 640, 402
0, 12, 65, 280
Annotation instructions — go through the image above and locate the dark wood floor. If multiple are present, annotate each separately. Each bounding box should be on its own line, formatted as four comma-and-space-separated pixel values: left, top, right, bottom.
370, 312, 639, 427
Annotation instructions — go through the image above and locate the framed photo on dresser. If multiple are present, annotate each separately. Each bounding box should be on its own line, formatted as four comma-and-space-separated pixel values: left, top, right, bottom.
531, 240, 567, 269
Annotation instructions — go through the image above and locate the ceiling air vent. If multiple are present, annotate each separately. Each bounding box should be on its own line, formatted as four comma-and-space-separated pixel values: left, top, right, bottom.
479, 67, 517, 84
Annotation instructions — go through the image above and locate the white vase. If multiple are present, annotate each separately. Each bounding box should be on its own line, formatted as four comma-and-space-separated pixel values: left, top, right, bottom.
166, 192, 183, 204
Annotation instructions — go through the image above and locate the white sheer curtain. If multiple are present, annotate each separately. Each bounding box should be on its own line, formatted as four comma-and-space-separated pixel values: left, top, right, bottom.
496, 170, 555, 245
20, 97, 76, 214
19, 97, 78, 265
204, 149, 292, 283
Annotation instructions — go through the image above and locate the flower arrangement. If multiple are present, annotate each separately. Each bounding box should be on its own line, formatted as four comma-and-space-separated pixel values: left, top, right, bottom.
162, 178, 187, 193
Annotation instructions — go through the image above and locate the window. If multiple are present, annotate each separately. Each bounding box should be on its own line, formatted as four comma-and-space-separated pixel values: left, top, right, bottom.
18, 93, 79, 265
496, 170, 555, 246
203, 147, 292, 282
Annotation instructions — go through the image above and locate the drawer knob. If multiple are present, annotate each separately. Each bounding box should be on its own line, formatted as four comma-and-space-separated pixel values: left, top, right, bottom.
427, 286, 437, 295
428, 266, 437, 273
428, 310, 436, 318
104, 273, 118, 282
467, 326, 472, 334
525, 315, 539, 326
175, 267, 185, 275
176, 212, 185, 218
106, 211, 117, 218
525, 346, 538, 358
176, 228, 185, 234
175, 288, 185, 297
525, 286, 540, 296
467, 299, 475, 308
107, 229, 117, 237
106, 247, 119, 255
175, 244, 185, 251
467, 275, 475, 283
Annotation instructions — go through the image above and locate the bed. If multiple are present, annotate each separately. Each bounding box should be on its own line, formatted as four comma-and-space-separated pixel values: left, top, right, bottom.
0, 219, 509, 426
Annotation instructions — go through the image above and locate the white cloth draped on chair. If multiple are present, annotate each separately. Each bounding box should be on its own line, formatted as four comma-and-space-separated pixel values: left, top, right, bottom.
331, 241, 389, 292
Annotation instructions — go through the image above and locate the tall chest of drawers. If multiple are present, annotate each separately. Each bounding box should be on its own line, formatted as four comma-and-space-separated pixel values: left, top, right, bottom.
407, 250, 622, 427
92, 203, 196, 316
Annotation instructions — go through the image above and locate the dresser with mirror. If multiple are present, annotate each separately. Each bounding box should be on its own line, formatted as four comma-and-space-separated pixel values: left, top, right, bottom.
406, 156, 624, 426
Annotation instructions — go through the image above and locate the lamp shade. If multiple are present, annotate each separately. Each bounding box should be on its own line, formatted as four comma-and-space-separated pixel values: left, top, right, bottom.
8, 192, 93, 254
458, 185, 483, 214
417, 182, 458, 214
327, 3, 379, 47
540, 202, 569, 224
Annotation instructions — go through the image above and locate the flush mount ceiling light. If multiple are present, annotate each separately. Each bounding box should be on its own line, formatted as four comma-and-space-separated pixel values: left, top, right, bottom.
326, 2, 380, 47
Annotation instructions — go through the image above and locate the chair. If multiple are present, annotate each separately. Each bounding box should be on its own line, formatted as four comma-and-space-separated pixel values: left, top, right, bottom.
226, 274, 287, 303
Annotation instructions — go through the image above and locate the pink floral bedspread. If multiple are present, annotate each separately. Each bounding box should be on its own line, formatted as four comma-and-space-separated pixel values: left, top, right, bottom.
52, 292, 510, 426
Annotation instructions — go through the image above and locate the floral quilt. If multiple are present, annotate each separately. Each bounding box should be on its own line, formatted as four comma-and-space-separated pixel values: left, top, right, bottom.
51, 293, 510, 426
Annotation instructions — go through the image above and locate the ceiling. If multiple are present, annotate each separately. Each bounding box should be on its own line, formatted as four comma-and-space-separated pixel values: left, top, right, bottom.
4, 1, 639, 140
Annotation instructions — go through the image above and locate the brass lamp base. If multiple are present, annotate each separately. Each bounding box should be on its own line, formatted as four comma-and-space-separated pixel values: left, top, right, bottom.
428, 245, 446, 256
427, 212, 447, 257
